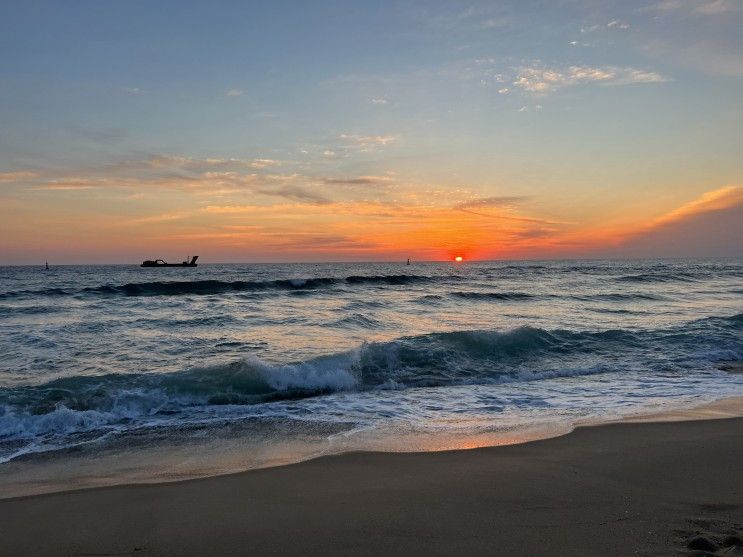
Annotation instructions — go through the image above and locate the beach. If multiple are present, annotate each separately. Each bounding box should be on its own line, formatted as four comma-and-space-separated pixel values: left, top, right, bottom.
2, 410, 742, 556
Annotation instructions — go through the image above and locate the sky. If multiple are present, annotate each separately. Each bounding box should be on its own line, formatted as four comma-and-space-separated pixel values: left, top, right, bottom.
0, 0, 741, 263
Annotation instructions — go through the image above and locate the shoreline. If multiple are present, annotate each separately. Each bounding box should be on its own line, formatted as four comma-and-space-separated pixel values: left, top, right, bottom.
1, 395, 742, 501
1, 409, 743, 555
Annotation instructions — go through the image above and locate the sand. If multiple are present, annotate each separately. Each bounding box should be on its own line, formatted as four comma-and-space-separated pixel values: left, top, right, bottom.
1, 413, 743, 556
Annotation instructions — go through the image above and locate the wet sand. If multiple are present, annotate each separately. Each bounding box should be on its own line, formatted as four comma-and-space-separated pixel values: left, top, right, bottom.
1, 415, 743, 556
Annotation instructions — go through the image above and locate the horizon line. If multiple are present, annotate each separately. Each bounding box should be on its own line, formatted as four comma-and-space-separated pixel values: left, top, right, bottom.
1, 254, 741, 267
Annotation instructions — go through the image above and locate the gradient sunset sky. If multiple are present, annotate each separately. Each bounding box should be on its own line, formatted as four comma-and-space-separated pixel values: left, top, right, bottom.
1, 0, 741, 263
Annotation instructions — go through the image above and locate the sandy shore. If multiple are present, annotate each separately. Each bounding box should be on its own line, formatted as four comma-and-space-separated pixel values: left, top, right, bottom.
1, 413, 743, 556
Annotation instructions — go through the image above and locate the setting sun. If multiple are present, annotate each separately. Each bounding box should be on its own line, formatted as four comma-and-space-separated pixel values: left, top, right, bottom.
455, 256, 463, 262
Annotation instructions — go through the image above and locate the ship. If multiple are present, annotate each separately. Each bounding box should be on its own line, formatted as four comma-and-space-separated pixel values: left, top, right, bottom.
141, 255, 199, 268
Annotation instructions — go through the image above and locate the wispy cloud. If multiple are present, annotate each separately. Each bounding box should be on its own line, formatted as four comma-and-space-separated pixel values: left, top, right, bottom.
338, 134, 398, 148
256, 184, 329, 204
0, 171, 39, 183
646, 0, 741, 14
609, 185, 743, 257
695, 0, 741, 14
418, 4, 512, 33
606, 20, 631, 29
226, 89, 244, 97
323, 176, 394, 186
456, 196, 530, 210
651, 185, 743, 226
111, 155, 281, 173
35, 182, 96, 191
513, 65, 667, 94
8, 153, 404, 207
122, 212, 189, 225
581, 20, 630, 33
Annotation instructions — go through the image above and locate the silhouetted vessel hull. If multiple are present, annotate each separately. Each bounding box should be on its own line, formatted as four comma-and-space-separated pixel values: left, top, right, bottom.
141, 256, 199, 268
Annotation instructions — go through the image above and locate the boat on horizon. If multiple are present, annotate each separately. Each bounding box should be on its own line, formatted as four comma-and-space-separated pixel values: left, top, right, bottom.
141, 256, 199, 268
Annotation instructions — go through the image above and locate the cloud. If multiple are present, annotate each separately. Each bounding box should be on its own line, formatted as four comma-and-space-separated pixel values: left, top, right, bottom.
338, 134, 398, 147
12, 154, 330, 205
613, 185, 743, 257
513, 65, 667, 94
258, 232, 379, 251
456, 196, 530, 210
226, 89, 244, 97
256, 184, 329, 204
370, 98, 388, 105
0, 171, 39, 183
695, 0, 741, 14
606, 20, 630, 29
647, 0, 740, 14
122, 212, 188, 225
111, 155, 281, 174
35, 182, 96, 191
249, 159, 281, 169
323, 176, 393, 186
454, 196, 569, 226
651, 185, 743, 226
418, 4, 512, 33
124, 87, 141, 94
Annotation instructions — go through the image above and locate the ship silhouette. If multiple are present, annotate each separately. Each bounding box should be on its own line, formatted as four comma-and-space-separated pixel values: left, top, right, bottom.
141, 256, 199, 268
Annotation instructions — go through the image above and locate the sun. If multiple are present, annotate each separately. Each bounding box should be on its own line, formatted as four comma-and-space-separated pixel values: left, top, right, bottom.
454, 256, 463, 262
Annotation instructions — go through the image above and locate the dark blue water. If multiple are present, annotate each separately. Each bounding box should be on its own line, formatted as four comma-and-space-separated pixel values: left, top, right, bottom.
0, 259, 741, 494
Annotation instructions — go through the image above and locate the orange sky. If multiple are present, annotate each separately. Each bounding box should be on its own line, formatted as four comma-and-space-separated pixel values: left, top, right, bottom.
1, 158, 740, 263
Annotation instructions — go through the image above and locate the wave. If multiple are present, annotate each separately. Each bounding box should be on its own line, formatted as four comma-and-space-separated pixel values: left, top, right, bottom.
0, 274, 435, 299
331, 313, 385, 328
571, 293, 666, 302
450, 291, 536, 301
428, 291, 662, 303
1, 313, 740, 444
614, 273, 698, 283
0, 305, 62, 316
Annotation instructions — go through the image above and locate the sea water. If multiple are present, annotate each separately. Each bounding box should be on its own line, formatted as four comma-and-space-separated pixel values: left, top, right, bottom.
0, 259, 741, 495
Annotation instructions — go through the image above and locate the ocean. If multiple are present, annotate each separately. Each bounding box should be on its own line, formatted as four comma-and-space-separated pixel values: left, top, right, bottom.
0, 259, 741, 495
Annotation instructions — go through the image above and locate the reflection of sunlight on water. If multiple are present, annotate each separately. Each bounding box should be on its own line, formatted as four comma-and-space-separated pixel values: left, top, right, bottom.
325, 421, 575, 454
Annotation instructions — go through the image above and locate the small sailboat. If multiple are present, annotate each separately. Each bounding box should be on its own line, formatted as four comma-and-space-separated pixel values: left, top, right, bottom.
406, 258, 410, 265
45, 261, 49, 270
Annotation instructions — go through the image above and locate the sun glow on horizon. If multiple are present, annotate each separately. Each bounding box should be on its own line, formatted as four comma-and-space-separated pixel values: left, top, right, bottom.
455, 256, 464, 262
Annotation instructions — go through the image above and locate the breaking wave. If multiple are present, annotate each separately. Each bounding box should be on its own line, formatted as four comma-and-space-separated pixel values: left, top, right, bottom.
1, 313, 740, 454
